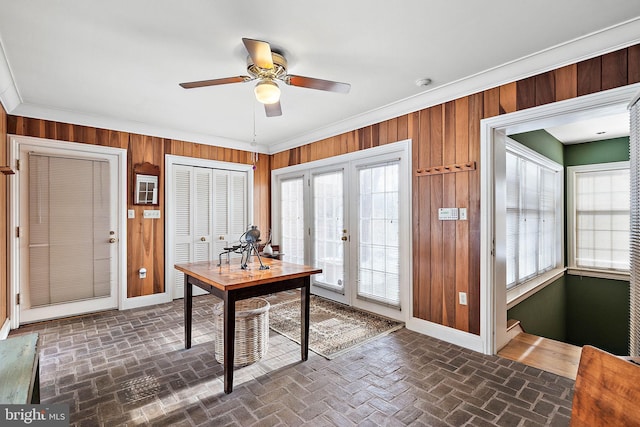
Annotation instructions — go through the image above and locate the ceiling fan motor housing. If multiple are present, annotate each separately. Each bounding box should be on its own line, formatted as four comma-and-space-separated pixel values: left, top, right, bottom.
247, 52, 288, 80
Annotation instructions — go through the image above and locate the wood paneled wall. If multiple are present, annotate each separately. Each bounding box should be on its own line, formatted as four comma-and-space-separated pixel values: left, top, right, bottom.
0, 103, 7, 328
5, 116, 270, 298
272, 44, 640, 335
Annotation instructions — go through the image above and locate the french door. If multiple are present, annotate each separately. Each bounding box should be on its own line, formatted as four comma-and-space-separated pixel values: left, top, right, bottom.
168, 161, 249, 299
310, 166, 349, 304
14, 138, 124, 324
274, 142, 410, 321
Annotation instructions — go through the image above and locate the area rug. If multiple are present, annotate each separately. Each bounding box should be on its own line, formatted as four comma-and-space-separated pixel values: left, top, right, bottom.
268, 295, 404, 359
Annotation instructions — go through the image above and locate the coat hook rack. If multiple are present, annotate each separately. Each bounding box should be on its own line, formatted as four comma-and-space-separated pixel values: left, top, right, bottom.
415, 161, 476, 177
0, 166, 15, 175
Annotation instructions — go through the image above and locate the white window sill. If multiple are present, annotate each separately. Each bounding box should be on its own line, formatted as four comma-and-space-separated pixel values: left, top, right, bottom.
506, 267, 567, 309
567, 268, 630, 282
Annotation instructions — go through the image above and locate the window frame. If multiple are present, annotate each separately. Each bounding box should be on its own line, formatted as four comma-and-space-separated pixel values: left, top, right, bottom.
504, 138, 565, 307
567, 161, 630, 281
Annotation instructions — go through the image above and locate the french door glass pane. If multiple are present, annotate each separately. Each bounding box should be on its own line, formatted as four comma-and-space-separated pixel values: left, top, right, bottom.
313, 171, 344, 289
357, 162, 400, 306
281, 177, 305, 265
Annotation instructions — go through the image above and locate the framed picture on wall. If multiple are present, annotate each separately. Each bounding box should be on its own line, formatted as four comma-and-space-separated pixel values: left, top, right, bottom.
135, 174, 158, 205
133, 162, 160, 205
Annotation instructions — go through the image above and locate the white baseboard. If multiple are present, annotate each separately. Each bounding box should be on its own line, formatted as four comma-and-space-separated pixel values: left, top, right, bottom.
406, 317, 488, 354
0, 318, 11, 339
121, 293, 172, 310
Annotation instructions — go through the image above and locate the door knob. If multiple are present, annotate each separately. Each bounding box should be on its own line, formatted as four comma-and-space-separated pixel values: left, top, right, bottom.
108, 237, 117, 243
341, 236, 348, 241
219, 236, 225, 240
200, 237, 206, 242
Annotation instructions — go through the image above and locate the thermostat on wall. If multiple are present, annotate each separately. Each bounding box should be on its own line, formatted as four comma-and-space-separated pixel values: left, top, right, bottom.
438, 208, 458, 221
143, 210, 161, 219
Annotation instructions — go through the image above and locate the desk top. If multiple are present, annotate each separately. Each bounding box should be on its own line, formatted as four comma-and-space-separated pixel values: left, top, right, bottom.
175, 258, 322, 291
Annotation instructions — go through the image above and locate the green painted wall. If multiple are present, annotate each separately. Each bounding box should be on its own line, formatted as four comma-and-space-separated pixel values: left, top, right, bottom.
564, 136, 629, 166
505, 134, 630, 355
507, 276, 566, 342
565, 275, 629, 355
510, 129, 564, 165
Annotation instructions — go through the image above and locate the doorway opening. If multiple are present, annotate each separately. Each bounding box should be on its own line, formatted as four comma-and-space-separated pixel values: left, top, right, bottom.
480, 83, 640, 354
165, 155, 254, 299
9, 135, 127, 326
272, 140, 411, 322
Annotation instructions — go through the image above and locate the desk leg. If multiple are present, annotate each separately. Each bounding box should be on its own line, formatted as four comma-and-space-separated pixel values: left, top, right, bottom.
223, 292, 236, 394
301, 277, 310, 361
184, 276, 192, 349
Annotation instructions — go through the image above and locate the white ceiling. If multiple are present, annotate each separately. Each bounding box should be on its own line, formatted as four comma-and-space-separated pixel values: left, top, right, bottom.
0, 1, 639, 154
546, 112, 630, 144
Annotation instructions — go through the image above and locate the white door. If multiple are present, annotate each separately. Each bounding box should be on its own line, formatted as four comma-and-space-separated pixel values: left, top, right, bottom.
310, 166, 350, 304
171, 165, 248, 299
18, 144, 121, 323
350, 159, 403, 319
212, 170, 248, 262
273, 142, 410, 321
279, 176, 306, 266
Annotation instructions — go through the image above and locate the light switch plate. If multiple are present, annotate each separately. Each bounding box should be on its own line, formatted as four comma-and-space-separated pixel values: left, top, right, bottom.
127, 209, 135, 219
143, 210, 161, 219
459, 208, 467, 220
459, 292, 468, 305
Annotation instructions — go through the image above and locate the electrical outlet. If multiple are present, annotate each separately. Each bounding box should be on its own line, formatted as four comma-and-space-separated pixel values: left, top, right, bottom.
458, 292, 468, 305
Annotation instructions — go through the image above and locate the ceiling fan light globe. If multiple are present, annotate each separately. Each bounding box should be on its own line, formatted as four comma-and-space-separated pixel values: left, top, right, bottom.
254, 80, 281, 104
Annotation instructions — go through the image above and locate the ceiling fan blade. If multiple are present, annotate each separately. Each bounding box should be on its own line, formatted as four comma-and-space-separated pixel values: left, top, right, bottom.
265, 101, 282, 117
286, 75, 350, 94
242, 38, 274, 69
179, 76, 250, 89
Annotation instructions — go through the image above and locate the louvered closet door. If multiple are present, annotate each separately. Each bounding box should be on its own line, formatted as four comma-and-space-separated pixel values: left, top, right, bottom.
172, 165, 213, 298
172, 166, 248, 298
213, 170, 248, 261
173, 165, 193, 298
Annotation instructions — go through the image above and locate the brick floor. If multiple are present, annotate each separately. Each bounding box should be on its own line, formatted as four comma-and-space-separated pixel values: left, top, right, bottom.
11, 294, 575, 426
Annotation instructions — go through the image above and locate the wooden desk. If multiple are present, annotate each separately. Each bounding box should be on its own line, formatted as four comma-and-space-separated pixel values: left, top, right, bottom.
175, 258, 321, 394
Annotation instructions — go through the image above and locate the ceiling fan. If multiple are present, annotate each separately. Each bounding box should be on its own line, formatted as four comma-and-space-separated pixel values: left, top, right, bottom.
179, 38, 351, 117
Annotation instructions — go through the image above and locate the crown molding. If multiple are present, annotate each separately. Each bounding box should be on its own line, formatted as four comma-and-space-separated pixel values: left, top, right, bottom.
8, 102, 271, 154
0, 38, 21, 112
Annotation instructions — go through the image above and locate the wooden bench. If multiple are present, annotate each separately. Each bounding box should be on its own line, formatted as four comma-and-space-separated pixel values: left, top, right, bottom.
571, 345, 640, 426
0, 333, 40, 404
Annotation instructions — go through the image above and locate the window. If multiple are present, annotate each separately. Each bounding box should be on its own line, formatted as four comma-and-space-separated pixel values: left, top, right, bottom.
506, 139, 564, 291
567, 162, 630, 276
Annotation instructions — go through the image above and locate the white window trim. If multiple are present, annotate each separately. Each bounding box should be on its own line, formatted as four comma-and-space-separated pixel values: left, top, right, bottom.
504, 137, 565, 306
482, 83, 639, 355
566, 161, 630, 281
271, 140, 411, 323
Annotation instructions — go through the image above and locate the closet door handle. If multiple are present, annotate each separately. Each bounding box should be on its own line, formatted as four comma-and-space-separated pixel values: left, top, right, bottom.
200, 237, 206, 242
